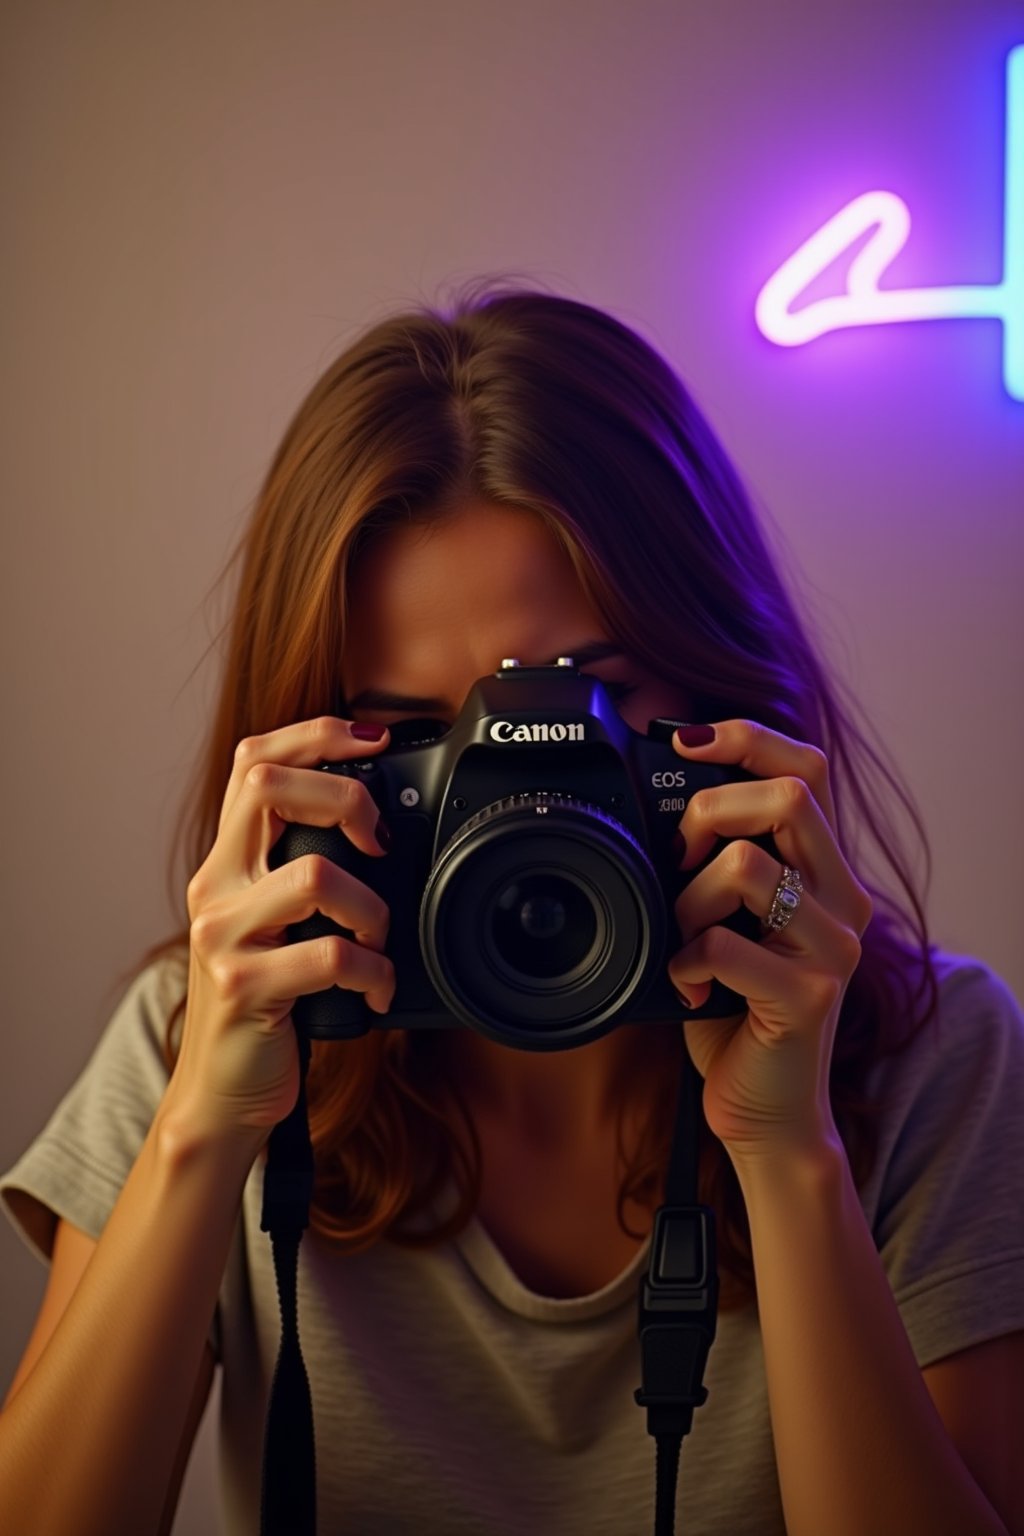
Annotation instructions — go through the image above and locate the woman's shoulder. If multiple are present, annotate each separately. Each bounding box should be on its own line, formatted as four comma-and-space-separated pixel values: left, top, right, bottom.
926, 945, 1022, 1052
865, 944, 1023, 1136
133, 942, 190, 1015
863, 948, 1024, 1348
0, 943, 192, 1261
930, 945, 1020, 1004
114, 942, 190, 1020
83, 942, 191, 1085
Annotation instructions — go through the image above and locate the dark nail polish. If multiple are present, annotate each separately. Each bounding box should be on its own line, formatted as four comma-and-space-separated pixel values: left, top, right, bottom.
671, 830, 687, 864
675, 724, 716, 747
351, 722, 387, 741
375, 815, 392, 852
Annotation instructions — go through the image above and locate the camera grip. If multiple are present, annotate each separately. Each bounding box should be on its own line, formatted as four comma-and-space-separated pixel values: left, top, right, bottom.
267, 817, 378, 1040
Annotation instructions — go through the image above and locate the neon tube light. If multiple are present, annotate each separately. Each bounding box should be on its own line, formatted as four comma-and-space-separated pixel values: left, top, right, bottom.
755, 44, 1024, 399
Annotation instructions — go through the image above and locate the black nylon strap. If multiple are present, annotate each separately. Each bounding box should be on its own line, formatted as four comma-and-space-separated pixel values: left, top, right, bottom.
255, 1029, 716, 1536
665, 1033, 702, 1207
635, 1036, 719, 1536
259, 1030, 317, 1536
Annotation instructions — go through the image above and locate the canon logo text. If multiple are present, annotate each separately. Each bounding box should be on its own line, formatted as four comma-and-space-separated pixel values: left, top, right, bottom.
489, 719, 585, 743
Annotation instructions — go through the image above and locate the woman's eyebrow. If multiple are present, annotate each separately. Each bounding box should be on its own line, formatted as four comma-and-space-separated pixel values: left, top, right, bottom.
344, 640, 625, 712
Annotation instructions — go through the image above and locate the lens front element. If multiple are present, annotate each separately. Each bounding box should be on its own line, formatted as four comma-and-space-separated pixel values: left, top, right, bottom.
488, 868, 602, 982
420, 791, 665, 1050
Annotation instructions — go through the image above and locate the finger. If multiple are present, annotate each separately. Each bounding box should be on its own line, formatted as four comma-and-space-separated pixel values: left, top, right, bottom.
673, 719, 837, 836
191, 863, 396, 1011
220, 717, 389, 834
282, 853, 393, 955
219, 759, 388, 891
192, 852, 392, 961
668, 922, 849, 1032
673, 841, 863, 976
674, 777, 871, 936
221, 931, 396, 1016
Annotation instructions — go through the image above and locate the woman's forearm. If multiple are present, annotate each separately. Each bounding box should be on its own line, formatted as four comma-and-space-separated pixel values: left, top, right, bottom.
0, 1101, 260, 1536
732, 1138, 1007, 1536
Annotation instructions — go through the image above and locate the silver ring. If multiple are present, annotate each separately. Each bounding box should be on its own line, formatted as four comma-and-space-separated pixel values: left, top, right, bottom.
762, 864, 804, 933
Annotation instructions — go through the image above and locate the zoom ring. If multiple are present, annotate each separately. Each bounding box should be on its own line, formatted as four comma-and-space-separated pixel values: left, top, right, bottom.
435, 789, 647, 868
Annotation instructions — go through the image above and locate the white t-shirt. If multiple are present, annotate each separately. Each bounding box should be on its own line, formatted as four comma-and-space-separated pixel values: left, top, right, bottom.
2, 946, 1023, 1535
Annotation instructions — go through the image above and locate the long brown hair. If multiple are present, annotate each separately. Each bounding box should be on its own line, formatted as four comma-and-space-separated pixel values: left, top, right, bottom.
118, 278, 939, 1310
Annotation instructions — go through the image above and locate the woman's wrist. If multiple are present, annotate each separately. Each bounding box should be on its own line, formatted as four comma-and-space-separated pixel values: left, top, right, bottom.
153, 1089, 269, 1180
725, 1123, 847, 1201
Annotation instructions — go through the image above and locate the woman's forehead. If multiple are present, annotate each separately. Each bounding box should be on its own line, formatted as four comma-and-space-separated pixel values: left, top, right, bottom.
342, 502, 608, 699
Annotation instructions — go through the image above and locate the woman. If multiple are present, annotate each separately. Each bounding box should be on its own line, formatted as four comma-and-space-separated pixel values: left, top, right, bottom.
1, 283, 1021, 1536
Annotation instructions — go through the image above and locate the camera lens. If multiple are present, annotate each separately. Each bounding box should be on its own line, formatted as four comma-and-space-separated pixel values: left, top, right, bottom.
488, 870, 600, 980
419, 791, 665, 1050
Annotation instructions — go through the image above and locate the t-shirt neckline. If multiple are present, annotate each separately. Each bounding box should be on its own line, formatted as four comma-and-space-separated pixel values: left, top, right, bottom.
450, 1201, 654, 1322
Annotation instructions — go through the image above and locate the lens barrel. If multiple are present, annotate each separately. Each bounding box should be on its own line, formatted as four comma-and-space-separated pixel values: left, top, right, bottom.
419, 791, 665, 1051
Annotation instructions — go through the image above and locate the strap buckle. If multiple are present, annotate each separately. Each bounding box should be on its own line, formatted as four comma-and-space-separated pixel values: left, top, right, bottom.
634, 1205, 718, 1435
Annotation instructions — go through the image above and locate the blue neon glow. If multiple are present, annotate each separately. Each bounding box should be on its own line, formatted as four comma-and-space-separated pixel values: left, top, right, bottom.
755, 44, 1024, 400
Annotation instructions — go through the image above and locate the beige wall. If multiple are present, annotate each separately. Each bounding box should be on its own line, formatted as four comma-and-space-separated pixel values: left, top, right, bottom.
2, 2, 1022, 1531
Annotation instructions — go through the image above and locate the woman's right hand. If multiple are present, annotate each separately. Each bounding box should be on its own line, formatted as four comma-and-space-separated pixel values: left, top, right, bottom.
163, 716, 394, 1153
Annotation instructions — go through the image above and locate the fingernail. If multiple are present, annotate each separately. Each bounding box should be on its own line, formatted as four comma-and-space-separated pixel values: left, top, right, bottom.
352, 722, 388, 741
675, 725, 716, 748
671, 829, 687, 864
375, 814, 392, 852
674, 987, 695, 1009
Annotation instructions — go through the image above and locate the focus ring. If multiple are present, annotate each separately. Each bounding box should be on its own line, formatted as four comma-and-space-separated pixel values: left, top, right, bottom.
434, 789, 647, 868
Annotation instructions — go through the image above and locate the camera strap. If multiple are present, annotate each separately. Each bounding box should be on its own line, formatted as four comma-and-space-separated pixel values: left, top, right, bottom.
634, 1037, 719, 1535
257, 1031, 716, 1536
259, 1028, 317, 1536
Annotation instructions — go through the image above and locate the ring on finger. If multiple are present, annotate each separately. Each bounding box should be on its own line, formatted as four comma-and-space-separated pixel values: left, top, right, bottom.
762, 864, 804, 934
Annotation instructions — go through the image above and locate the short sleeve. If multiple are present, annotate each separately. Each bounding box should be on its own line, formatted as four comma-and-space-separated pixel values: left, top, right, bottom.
867, 953, 1024, 1369
0, 947, 221, 1359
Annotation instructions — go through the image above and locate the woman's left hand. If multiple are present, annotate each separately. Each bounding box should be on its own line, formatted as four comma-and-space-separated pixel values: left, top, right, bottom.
667, 720, 874, 1166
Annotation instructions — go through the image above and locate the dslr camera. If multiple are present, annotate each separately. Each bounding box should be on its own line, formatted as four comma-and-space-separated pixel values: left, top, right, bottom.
269, 658, 774, 1051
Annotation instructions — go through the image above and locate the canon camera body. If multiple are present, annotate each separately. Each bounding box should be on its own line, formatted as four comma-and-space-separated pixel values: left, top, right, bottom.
268, 658, 775, 1051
